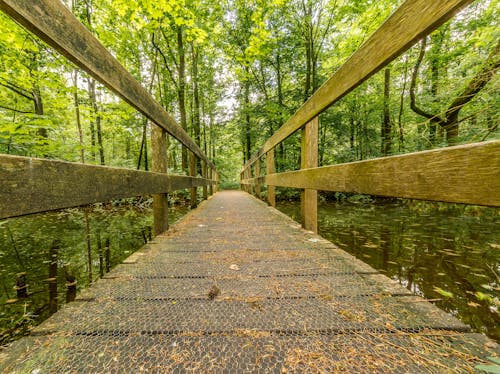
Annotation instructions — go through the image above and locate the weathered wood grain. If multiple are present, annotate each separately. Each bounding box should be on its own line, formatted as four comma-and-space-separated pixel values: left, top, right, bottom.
300, 118, 318, 233
0, 0, 215, 170
243, 0, 473, 170
189, 152, 198, 209
266, 149, 276, 207
255, 160, 261, 199
250, 141, 500, 207
152, 127, 169, 235
0, 155, 212, 219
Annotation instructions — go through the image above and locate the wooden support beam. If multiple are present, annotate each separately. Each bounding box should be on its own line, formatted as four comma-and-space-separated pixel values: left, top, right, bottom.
300, 117, 318, 233
243, 0, 473, 170
208, 168, 214, 196
0, 154, 211, 219
202, 162, 208, 200
263, 140, 500, 207
151, 127, 169, 236
189, 152, 197, 209
0, 0, 215, 170
255, 159, 261, 199
266, 149, 276, 207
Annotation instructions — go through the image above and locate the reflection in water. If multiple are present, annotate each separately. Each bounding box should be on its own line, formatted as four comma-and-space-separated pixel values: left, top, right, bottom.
0, 203, 189, 345
277, 199, 500, 342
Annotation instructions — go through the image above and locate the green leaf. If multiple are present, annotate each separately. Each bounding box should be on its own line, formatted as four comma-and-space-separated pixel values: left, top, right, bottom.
433, 287, 453, 298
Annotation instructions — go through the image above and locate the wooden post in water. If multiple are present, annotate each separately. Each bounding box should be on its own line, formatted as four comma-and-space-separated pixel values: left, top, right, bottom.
48, 240, 59, 314
300, 117, 318, 233
255, 159, 261, 199
151, 126, 169, 235
202, 161, 208, 200
189, 152, 197, 208
266, 149, 276, 207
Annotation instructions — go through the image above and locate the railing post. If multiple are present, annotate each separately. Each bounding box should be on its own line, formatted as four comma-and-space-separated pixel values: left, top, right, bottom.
246, 168, 250, 193
266, 148, 276, 207
202, 161, 208, 200
151, 126, 168, 236
189, 152, 197, 209
243, 169, 248, 193
300, 117, 318, 233
209, 168, 214, 196
255, 159, 261, 199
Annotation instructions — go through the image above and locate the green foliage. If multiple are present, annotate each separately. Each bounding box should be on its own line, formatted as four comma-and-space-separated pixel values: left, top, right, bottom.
0, 0, 498, 181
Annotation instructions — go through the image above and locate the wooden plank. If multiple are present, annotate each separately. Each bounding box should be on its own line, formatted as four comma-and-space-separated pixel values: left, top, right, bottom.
0, 0, 215, 170
300, 118, 318, 233
262, 141, 500, 207
243, 0, 473, 170
266, 149, 276, 207
189, 152, 197, 209
255, 159, 261, 199
152, 126, 169, 235
208, 168, 214, 196
202, 161, 208, 200
0, 154, 211, 219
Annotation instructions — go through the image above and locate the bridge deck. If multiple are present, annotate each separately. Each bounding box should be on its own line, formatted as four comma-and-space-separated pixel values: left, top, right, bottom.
1, 190, 498, 372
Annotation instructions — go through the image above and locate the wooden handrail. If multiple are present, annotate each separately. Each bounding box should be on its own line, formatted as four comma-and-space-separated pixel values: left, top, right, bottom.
242, 0, 472, 170
0, 155, 215, 219
242, 141, 500, 207
0, 0, 215, 171
240, 0, 498, 233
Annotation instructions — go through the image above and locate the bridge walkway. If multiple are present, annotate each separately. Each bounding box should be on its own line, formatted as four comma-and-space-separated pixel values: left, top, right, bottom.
0, 190, 497, 372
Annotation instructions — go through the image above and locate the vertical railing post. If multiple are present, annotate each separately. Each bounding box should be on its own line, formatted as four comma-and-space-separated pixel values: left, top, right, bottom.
249, 166, 254, 195
266, 148, 276, 207
151, 126, 168, 236
243, 169, 248, 193
246, 168, 250, 193
300, 117, 318, 233
209, 168, 214, 196
189, 152, 197, 209
202, 161, 208, 200
255, 158, 261, 199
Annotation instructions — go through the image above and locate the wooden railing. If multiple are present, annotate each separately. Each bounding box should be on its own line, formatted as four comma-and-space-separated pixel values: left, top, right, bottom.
0, 0, 218, 235
240, 0, 500, 233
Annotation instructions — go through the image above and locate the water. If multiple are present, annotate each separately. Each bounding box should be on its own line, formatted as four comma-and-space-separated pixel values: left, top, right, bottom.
0, 201, 189, 345
277, 199, 500, 342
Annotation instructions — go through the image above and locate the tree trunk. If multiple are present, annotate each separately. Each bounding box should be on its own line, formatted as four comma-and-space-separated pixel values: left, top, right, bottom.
72, 70, 85, 163
381, 67, 392, 156
87, 79, 97, 162
84, 208, 92, 285
191, 44, 201, 175
48, 241, 59, 314
178, 27, 188, 172
397, 59, 408, 152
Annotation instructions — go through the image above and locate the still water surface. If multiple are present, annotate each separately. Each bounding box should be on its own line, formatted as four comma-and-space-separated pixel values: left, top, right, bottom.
277, 199, 500, 342
0, 202, 189, 345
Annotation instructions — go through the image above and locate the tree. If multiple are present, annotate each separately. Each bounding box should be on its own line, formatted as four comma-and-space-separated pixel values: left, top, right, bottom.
410, 37, 499, 145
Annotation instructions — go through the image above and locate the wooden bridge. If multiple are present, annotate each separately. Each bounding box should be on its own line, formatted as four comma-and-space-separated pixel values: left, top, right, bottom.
0, 0, 499, 372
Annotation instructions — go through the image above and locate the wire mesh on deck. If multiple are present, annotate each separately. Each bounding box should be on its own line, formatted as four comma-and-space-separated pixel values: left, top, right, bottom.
1, 191, 497, 373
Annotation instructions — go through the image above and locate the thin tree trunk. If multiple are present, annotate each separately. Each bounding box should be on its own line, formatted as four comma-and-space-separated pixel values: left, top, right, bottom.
72, 70, 85, 163
178, 27, 188, 172
84, 208, 92, 285
48, 241, 58, 314
381, 67, 392, 156
191, 44, 201, 174
398, 59, 408, 152
87, 79, 97, 162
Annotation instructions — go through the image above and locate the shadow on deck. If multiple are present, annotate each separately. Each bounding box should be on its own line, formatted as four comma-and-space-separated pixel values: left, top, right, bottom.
0, 191, 498, 372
